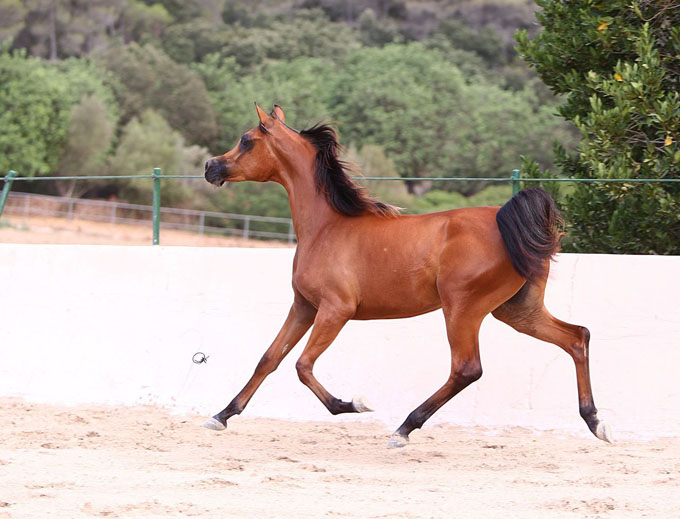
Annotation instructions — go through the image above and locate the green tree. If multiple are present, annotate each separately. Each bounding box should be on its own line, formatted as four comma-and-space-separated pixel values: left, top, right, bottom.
0, 0, 26, 42
161, 20, 226, 63
346, 143, 413, 208
263, 9, 359, 61
329, 43, 466, 193
195, 55, 335, 153
204, 182, 291, 221
120, 1, 173, 43
446, 83, 574, 196
214, 8, 360, 71
357, 8, 400, 47
54, 58, 120, 197
329, 43, 569, 196
7, 1, 175, 59
97, 42, 218, 149
54, 93, 116, 197
149, 0, 223, 24
0, 50, 70, 176
433, 18, 511, 68
0, 51, 117, 178
57, 0, 125, 57
108, 109, 209, 205
409, 184, 512, 214
516, 0, 680, 254
11, 0, 126, 59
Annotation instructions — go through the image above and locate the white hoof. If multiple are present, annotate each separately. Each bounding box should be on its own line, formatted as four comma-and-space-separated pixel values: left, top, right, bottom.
387, 433, 409, 449
595, 422, 613, 443
203, 417, 226, 431
352, 396, 374, 413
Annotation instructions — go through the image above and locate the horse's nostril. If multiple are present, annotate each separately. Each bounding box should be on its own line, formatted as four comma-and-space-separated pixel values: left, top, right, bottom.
204, 159, 212, 173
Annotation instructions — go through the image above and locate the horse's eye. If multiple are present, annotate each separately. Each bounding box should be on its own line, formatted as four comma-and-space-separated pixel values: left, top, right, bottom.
239, 134, 253, 152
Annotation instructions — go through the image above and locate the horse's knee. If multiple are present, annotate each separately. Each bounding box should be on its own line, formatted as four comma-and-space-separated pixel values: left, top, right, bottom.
467, 364, 483, 384
452, 359, 483, 387
464, 362, 483, 385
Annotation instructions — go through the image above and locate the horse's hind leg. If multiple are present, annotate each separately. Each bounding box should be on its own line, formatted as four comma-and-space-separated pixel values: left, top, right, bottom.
389, 309, 484, 448
204, 296, 316, 430
492, 282, 612, 443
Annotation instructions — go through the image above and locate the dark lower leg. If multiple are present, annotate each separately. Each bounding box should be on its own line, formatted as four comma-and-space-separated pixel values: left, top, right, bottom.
389, 305, 482, 447
212, 302, 315, 426
540, 320, 606, 438
569, 326, 605, 437
296, 357, 358, 415
295, 307, 358, 415
395, 360, 482, 439
390, 312, 484, 447
393, 309, 483, 445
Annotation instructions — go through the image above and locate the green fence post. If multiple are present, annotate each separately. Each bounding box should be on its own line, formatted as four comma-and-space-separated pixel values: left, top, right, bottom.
0, 170, 17, 220
511, 169, 520, 196
152, 167, 161, 245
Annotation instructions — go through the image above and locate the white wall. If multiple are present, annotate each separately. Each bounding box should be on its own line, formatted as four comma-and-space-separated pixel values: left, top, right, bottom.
1, 244, 678, 439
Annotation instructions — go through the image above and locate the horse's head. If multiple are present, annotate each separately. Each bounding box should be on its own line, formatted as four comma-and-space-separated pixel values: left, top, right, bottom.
205, 104, 298, 186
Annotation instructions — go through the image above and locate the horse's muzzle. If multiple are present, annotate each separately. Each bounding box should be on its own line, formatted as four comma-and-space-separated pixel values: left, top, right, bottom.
205, 158, 229, 186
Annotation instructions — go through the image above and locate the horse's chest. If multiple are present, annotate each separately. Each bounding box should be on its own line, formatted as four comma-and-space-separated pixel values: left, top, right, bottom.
292, 265, 346, 308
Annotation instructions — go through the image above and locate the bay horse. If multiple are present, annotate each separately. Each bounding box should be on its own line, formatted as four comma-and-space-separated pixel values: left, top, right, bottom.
203, 104, 611, 448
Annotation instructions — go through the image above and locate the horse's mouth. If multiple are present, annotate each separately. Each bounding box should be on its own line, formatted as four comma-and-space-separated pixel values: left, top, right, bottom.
206, 173, 227, 187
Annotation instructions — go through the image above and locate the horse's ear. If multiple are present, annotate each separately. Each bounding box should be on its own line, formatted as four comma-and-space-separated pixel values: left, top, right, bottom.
255, 103, 270, 125
272, 105, 285, 123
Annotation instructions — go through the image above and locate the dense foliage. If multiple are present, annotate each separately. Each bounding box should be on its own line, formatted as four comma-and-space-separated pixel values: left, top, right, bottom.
1, 0, 572, 219
517, 0, 680, 253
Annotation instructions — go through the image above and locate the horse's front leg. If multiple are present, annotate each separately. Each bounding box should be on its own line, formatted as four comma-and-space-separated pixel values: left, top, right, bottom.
204, 296, 316, 431
295, 304, 373, 415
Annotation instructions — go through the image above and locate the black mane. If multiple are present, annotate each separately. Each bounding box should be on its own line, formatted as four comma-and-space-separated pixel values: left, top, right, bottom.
299, 124, 399, 217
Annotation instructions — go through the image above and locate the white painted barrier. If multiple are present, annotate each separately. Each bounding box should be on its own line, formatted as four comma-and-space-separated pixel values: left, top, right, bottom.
1, 244, 678, 439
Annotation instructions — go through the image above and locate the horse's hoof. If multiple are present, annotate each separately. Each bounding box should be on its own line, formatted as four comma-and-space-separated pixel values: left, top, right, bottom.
387, 432, 409, 449
203, 417, 226, 431
352, 396, 373, 413
595, 421, 613, 443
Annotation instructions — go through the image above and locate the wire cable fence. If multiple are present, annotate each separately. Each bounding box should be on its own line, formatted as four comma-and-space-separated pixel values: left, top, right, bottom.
1, 191, 296, 243
2, 168, 679, 245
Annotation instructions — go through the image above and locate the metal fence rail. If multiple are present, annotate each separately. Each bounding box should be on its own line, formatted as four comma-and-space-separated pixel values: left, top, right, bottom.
1, 191, 296, 243
2, 168, 679, 245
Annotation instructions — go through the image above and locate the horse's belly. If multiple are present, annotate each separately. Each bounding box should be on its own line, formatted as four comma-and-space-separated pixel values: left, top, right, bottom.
353, 298, 442, 320
353, 273, 442, 320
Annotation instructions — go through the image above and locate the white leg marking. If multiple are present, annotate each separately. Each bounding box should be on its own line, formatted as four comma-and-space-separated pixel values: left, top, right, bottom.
387, 432, 409, 449
203, 417, 226, 431
351, 395, 374, 413
595, 421, 613, 443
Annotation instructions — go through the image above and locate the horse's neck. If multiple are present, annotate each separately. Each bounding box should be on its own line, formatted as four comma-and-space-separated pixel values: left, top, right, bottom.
277, 165, 339, 244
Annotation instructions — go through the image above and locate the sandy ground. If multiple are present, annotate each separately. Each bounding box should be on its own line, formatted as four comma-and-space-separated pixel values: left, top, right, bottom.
1, 400, 679, 519
0, 215, 292, 247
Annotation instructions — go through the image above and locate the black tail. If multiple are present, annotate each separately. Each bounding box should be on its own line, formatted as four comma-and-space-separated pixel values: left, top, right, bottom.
496, 188, 564, 283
